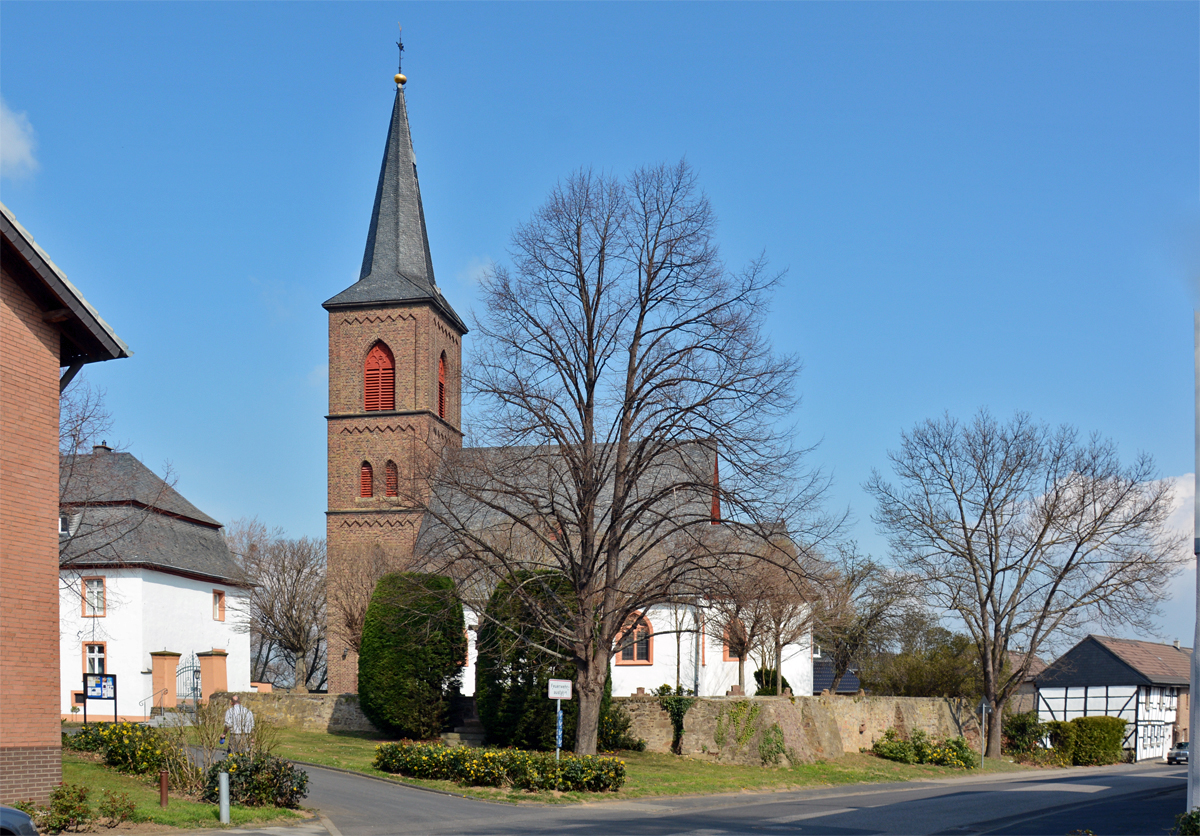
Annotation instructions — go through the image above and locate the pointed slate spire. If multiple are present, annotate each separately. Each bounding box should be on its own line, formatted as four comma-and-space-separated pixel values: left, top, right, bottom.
324, 80, 466, 333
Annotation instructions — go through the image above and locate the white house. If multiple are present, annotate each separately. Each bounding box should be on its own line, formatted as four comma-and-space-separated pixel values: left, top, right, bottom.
1036, 634, 1191, 762
59, 445, 251, 720
459, 603, 813, 699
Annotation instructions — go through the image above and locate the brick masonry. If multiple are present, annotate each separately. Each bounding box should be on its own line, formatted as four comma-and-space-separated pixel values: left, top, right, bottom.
325, 303, 464, 694
0, 264, 63, 804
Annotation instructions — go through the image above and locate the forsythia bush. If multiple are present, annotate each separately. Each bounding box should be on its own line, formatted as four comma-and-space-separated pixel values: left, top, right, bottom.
203, 753, 309, 808
871, 728, 978, 769
65, 721, 166, 775
373, 741, 626, 792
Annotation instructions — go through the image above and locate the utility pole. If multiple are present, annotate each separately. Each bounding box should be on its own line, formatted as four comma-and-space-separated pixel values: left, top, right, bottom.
1190, 311, 1199, 812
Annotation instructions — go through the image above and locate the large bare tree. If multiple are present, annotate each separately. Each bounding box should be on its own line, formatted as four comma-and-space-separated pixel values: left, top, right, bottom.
416, 162, 835, 754
226, 519, 328, 692
866, 410, 1186, 757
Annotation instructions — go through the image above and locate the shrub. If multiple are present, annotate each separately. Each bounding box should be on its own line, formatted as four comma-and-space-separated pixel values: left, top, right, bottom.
1174, 809, 1200, 836
373, 741, 625, 792
871, 727, 977, 768
41, 783, 92, 834
203, 753, 309, 808
654, 684, 696, 754
599, 697, 645, 752
476, 572, 577, 750
358, 572, 466, 739
753, 668, 792, 696
96, 789, 137, 828
98, 721, 168, 775
1002, 710, 1046, 757
1045, 720, 1077, 764
64, 722, 110, 753
1071, 716, 1127, 766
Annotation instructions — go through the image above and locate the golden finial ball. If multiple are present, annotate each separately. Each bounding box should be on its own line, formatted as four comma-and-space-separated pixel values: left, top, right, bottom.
395, 73, 407, 85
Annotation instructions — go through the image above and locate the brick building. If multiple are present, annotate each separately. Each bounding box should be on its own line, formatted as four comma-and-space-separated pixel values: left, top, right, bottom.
1, 203, 130, 803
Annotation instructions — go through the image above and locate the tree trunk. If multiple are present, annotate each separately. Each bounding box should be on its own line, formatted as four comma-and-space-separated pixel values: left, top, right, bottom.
737, 658, 745, 691
775, 642, 783, 695
987, 696, 1006, 759
294, 656, 309, 694
574, 654, 607, 755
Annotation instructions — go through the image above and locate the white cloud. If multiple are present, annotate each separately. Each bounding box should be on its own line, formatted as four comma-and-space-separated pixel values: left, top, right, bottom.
1, 97, 38, 179
457, 257, 492, 286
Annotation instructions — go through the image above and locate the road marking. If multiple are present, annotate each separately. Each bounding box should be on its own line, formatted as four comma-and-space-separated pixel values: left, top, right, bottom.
766, 808, 854, 823
1001, 783, 1108, 793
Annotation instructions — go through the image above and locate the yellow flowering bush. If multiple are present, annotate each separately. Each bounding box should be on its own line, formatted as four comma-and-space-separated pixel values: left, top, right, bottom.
373, 741, 626, 792
66, 721, 167, 775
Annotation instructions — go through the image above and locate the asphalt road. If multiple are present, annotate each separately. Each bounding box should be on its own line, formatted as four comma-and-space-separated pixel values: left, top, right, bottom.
291, 760, 1183, 836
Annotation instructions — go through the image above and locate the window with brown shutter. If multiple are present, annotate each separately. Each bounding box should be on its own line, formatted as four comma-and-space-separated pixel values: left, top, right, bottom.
360, 462, 373, 497
385, 461, 398, 497
438, 352, 447, 419
364, 343, 395, 411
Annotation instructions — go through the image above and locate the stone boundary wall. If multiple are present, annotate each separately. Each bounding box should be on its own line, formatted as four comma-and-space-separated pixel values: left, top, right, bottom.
213, 692, 379, 734
615, 694, 979, 767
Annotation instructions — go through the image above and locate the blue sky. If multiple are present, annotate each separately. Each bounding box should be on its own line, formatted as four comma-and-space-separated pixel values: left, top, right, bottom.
3, 2, 1197, 649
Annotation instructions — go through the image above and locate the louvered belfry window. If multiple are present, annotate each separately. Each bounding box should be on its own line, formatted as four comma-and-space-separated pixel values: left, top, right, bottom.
438, 353, 447, 419
360, 462, 373, 497
385, 461, 398, 497
364, 343, 395, 411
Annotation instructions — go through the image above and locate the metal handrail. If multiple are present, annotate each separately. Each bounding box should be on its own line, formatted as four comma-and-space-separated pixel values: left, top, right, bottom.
140, 687, 168, 718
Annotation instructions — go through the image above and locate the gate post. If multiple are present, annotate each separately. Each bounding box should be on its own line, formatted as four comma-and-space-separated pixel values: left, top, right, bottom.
150, 651, 182, 710
197, 649, 228, 704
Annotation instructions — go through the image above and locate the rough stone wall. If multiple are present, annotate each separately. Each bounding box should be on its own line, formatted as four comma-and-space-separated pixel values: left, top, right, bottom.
617, 694, 978, 767
0, 263, 63, 803
213, 692, 380, 734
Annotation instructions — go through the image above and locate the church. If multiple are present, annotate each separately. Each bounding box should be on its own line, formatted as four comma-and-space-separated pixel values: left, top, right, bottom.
322, 64, 814, 700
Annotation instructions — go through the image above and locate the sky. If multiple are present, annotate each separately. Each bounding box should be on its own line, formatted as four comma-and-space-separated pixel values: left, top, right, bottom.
3, 2, 1198, 652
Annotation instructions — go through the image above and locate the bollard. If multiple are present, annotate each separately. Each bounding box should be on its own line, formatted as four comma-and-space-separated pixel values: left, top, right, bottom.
159, 770, 169, 808
218, 772, 230, 824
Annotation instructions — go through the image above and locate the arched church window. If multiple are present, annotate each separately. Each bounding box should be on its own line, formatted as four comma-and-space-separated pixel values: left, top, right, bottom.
385, 461, 398, 497
615, 613, 653, 665
438, 352, 447, 420
360, 462, 373, 498
364, 343, 395, 411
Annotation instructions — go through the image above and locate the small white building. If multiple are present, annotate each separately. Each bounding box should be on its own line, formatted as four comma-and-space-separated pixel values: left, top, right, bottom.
460, 602, 813, 699
59, 445, 251, 720
1036, 634, 1191, 762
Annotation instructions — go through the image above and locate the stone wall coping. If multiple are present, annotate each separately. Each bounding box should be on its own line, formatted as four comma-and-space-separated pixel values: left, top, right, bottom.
149, 651, 182, 657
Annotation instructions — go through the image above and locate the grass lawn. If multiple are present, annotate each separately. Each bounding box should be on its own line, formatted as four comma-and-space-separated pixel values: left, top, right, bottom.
61, 751, 307, 828
270, 728, 1030, 805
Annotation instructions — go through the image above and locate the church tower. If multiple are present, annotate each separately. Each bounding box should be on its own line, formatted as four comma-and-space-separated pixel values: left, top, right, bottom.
323, 66, 466, 694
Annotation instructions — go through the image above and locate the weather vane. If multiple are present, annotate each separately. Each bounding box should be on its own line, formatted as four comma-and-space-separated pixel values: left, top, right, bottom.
396, 24, 405, 74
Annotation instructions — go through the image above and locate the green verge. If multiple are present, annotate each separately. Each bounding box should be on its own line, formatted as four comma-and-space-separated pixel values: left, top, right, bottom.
269, 728, 1029, 805
62, 751, 306, 828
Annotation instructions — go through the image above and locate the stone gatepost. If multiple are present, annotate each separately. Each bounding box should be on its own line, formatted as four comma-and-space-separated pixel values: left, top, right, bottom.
150, 651, 182, 710
197, 649, 228, 704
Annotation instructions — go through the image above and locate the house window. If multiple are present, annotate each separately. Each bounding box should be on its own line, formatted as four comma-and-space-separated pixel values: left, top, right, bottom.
213, 590, 226, 621
438, 352, 447, 419
59, 515, 71, 534
360, 462, 373, 498
85, 643, 106, 674
385, 461, 398, 497
364, 343, 395, 411
723, 622, 748, 663
616, 614, 653, 665
82, 577, 105, 617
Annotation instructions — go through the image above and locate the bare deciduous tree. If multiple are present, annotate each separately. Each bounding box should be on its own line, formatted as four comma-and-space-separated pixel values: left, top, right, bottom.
226, 519, 328, 692
416, 162, 836, 754
327, 542, 393, 656
866, 410, 1186, 757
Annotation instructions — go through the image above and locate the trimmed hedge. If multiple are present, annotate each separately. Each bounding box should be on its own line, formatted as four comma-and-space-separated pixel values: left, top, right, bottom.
1071, 716, 1127, 766
373, 741, 626, 792
203, 753, 309, 808
1002, 710, 1047, 757
358, 572, 466, 739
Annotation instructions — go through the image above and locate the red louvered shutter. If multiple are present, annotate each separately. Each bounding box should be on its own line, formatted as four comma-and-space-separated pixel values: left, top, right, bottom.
438, 354, 446, 419
385, 461, 398, 497
360, 462, 373, 497
364, 344, 395, 411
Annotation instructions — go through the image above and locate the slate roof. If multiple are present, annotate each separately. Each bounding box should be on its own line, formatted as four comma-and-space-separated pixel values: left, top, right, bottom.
60, 448, 247, 586
1037, 634, 1192, 689
323, 85, 466, 333
1008, 651, 1048, 683
813, 658, 861, 694
1, 202, 131, 366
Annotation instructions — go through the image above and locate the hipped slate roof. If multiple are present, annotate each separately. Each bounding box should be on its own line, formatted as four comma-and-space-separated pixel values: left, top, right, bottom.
813, 658, 861, 695
1037, 634, 1192, 689
323, 85, 466, 334
1, 202, 131, 366
60, 449, 247, 586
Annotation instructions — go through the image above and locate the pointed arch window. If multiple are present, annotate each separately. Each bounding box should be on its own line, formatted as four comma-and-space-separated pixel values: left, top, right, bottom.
385, 461, 398, 497
360, 462, 373, 498
438, 352, 447, 420
364, 343, 395, 412
615, 613, 653, 665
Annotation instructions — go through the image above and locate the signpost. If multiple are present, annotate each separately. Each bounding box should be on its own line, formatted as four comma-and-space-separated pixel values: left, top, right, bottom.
978, 696, 992, 767
83, 674, 117, 725
547, 678, 572, 763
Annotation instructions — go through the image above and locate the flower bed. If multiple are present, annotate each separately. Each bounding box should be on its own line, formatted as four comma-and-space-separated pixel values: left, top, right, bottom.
373, 741, 626, 792
871, 728, 977, 769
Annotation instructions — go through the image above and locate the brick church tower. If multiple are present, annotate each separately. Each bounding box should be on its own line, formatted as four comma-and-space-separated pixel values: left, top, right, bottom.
323, 72, 466, 694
